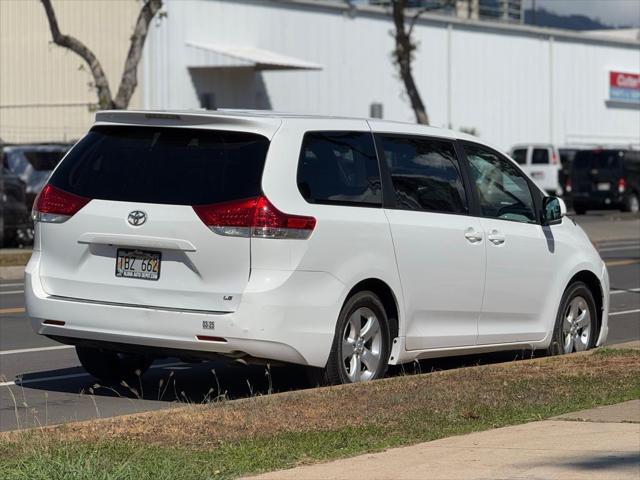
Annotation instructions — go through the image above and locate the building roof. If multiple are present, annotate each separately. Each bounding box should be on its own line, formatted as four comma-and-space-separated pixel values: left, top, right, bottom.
185, 42, 323, 70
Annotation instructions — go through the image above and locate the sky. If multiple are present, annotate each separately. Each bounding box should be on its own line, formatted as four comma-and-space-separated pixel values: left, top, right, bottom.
523, 0, 640, 28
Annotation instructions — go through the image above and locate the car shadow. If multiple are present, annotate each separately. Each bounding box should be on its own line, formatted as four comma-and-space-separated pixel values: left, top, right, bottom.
15, 349, 538, 404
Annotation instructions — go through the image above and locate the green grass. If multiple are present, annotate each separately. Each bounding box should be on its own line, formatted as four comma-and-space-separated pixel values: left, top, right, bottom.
1, 348, 639, 480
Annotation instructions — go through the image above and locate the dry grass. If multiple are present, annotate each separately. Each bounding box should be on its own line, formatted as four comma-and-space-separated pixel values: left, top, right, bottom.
0, 250, 31, 267
3, 349, 638, 449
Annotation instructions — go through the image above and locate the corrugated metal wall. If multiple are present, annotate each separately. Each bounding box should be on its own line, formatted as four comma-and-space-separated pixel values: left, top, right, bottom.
144, 0, 640, 150
0, 0, 143, 144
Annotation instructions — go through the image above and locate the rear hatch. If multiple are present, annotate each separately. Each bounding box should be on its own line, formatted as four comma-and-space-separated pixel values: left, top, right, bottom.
571, 150, 624, 196
36, 124, 270, 312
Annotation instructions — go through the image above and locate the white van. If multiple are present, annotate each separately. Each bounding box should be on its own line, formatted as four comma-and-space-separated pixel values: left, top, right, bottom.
510, 144, 562, 195
26, 110, 609, 385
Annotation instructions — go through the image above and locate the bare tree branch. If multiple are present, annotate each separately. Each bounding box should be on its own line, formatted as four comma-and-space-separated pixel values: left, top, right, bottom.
41, 0, 114, 109
113, 0, 163, 109
407, 1, 454, 38
391, 0, 428, 125
41, 0, 163, 110
391, 0, 455, 125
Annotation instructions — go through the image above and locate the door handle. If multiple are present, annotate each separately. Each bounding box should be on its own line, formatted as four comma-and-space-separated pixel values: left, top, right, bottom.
464, 227, 483, 244
488, 229, 505, 245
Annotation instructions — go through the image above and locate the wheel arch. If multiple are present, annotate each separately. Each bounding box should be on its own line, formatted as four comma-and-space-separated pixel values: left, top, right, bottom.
566, 269, 603, 341
345, 278, 400, 341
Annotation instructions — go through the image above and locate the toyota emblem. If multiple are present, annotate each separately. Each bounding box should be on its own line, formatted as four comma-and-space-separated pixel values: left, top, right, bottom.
127, 210, 147, 226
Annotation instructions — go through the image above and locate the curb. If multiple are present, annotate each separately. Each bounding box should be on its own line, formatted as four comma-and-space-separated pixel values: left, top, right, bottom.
0, 266, 25, 281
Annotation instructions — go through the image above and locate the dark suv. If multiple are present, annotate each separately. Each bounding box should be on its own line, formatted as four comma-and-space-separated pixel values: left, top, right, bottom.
0, 164, 30, 247
2, 144, 69, 209
570, 149, 640, 215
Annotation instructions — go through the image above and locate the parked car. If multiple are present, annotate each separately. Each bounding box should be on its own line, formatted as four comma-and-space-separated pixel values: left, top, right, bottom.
26, 110, 609, 385
510, 144, 562, 195
569, 148, 640, 214
0, 164, 30, 247
2, 144, 70, 209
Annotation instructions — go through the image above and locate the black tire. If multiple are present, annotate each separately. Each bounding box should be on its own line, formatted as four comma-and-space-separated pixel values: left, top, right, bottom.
621, 193, 639, 214
545, 281, 597, 356
573, 206, 587, 215
76, 346, 153, 385
308, 291, 391, 386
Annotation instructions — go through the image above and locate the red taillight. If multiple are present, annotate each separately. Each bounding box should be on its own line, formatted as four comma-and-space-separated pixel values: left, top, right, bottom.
192, 195, 316, 239
193, 197, 258, 237
551, 151, 558, 165
618, 178, 626, 193
32, 184, 91, 223
252, 196, 316, 239
565, 179, 572, 193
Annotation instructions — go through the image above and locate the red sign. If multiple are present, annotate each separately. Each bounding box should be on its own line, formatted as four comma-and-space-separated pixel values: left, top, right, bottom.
610, 71, 640, 90
609, 71, 640, 104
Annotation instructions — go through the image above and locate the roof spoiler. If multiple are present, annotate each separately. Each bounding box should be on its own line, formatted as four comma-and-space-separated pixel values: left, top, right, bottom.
94, 110, 281, 137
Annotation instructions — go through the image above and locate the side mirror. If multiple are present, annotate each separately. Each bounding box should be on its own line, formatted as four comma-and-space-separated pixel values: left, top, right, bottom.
543, 196, 566, 225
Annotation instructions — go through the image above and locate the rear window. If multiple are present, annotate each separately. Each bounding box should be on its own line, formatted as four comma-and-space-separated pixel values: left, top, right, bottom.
573, 151, 624, 171
4, 148, 66, 173
511, 148, 527, 165
49, 126, 269, 205
297, 131, 382, 207
531, 148, 549, 165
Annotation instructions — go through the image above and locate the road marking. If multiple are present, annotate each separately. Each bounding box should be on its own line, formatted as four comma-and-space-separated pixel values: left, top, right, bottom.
609, 308, 640, 317
0, 372, 87, 387
0, 361, 186, 387
0, 307, 25, 315
0, 290, 24, 295
610, 288, 640, 295
605, 259, 640, 267
0, 282, 24, 288
599, 245, 640, 253
0, 345, 74, 356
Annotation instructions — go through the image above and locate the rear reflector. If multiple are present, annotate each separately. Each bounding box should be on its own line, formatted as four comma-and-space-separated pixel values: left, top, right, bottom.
193, 195, 316, 239
196, 335, 227, 343
43, 320, 66, 326
32, 184, 91, 223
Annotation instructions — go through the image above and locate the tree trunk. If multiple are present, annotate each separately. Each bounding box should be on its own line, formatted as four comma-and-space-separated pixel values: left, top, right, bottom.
41, 0, 163, 110
391, 0, 429, 125
113, 0, 163, 109
41, 0, 113, 109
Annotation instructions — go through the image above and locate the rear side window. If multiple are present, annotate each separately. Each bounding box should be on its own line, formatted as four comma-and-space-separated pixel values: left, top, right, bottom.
512, 148, 527, 165
377, 134, 467, 214
573, 151, 624, 171
49, 126, 269, 205
531, 148, 549, 165
297, 131, 381, 207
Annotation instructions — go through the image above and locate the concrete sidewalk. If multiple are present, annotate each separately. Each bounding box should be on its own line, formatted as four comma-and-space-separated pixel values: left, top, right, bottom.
247, 400, 640, 480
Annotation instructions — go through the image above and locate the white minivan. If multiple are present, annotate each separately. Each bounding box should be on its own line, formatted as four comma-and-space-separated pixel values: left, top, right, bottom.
510, 144, 562, 195
26, 110, 609, 385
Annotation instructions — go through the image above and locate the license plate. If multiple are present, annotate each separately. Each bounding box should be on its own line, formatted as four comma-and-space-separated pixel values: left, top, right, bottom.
116, 249, 161, 281
597, 182, 610, 191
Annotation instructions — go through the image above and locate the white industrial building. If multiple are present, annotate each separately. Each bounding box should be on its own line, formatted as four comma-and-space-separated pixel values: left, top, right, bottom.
142, 0, 640, 151
2, 0, 638, 150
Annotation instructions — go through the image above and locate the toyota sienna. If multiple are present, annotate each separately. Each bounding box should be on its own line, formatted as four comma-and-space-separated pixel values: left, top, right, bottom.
26, 110, 609, 384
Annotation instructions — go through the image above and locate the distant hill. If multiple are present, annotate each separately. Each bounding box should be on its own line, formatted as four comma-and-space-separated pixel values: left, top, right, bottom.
524, 7, 610, 30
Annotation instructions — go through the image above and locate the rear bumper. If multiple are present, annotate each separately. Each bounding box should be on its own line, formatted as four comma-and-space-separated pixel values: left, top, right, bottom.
572, 193, 624, 209
25, 252, 344, 367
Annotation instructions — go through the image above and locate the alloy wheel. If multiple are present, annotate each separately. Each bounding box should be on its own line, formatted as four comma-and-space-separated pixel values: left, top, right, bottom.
562, 296, 592, 354
341, 307, 382, 382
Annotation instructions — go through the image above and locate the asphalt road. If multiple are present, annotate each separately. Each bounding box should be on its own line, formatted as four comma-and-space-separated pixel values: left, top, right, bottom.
1, 215, 638, 432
